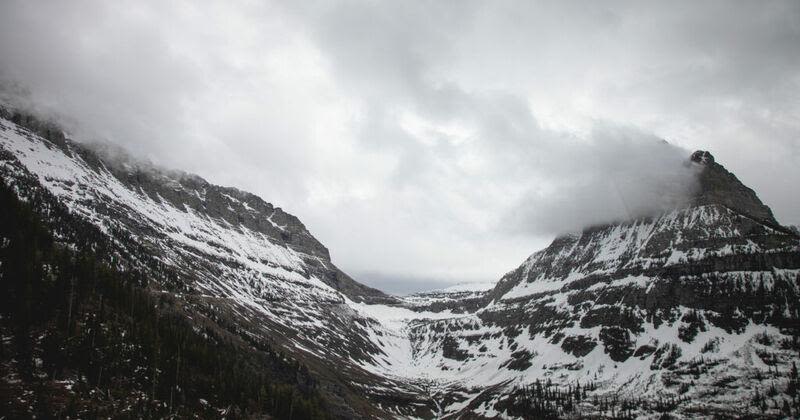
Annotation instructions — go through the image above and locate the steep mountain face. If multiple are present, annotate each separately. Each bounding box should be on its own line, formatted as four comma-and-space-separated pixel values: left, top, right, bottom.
689, 150, 779, 226
0, 108, 426, 419
2, 109, 387, 304
2, 106, 799, 419
0, 180, 331, 418
392, 150, 800, 418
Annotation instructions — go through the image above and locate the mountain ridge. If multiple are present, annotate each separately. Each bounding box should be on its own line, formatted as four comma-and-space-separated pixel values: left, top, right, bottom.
2, 106, 799, 418
0, 105, 392, 305
0, 107, 414, 418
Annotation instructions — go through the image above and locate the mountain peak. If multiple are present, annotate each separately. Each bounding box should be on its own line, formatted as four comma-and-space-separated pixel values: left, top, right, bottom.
690, 149, 714, 164
690, 149, 778, 226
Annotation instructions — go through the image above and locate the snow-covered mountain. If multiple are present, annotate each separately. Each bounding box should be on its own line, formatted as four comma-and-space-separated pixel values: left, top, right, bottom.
0, 108, 417, 418
2, 107, 799, 418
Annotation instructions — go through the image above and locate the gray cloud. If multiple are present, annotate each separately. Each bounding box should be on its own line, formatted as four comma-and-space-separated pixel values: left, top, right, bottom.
1, 0, 798, 292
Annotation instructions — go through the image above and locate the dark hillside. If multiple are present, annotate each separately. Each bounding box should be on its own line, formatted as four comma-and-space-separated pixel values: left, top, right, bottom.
0, 179, 329, 419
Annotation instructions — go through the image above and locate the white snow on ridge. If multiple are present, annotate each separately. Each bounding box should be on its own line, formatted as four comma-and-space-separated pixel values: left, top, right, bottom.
0, 118, 337, 298
436, 282, 496, 293
500, 204, 794, 302
3, 115, 799, 419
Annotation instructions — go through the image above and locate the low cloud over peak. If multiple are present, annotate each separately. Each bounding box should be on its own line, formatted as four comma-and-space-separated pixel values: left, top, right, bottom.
504, 130, 700, 236
1, 0, 798, 291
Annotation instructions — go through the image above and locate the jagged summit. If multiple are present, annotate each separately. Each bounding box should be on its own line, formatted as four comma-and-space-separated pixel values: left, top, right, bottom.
448, 148, 800, 417
690, 149, 778, 226
690, 149, 714, 164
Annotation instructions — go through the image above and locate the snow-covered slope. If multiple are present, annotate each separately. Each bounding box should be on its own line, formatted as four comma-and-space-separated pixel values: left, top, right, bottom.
2, 108, 799, 419
0, 110, 423, 418
382, 151, 800, 418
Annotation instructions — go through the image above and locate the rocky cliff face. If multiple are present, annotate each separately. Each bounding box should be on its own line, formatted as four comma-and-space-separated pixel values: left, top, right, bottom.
690, 150, 780, 227
392, 149, 800, 418
2, 106, 799, 419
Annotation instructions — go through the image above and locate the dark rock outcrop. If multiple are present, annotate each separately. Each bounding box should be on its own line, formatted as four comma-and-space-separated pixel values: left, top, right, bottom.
691, 149, 778, 226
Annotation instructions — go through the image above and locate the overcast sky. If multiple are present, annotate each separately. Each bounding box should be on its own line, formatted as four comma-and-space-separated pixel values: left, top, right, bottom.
1, 1, 798, 294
